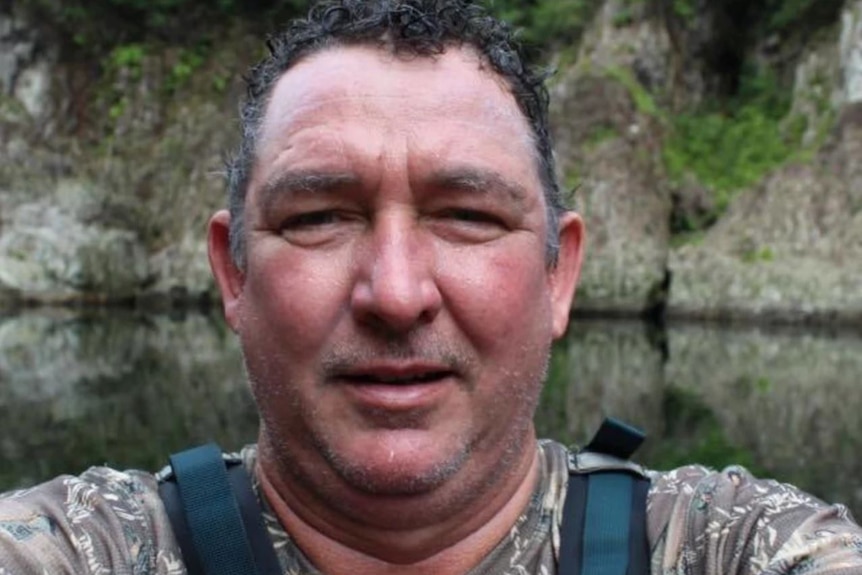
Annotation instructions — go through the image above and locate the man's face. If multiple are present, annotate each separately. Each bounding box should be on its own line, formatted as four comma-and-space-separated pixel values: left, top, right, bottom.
209, 45, 583, 515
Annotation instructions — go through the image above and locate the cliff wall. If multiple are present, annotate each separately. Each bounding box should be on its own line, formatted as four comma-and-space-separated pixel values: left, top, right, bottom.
1, 0, 860, 324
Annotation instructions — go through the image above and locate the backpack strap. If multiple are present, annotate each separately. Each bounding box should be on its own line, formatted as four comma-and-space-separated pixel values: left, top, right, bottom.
559, 418, 650, 575
157, 443, 281, 575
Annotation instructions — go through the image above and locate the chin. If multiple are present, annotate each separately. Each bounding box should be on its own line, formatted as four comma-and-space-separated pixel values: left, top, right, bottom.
322, 440, 472, 497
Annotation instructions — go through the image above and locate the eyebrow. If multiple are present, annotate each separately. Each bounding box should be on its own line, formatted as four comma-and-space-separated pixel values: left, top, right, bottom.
256, 166, 532, 212
425, 167, 531, 206
257, 170, 361, 213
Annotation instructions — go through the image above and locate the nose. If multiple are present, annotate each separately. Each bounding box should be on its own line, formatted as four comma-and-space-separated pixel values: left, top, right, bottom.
350, 213, 442, 334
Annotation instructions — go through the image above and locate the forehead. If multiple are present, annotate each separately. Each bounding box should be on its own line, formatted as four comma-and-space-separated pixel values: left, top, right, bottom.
257, 44, 536, 156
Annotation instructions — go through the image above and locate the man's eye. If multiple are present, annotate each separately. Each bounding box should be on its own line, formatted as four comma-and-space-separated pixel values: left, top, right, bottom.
444, 209, 502, 225
281, 211, 340, 229
428, 208, 509, 243
277, 210, 360, 247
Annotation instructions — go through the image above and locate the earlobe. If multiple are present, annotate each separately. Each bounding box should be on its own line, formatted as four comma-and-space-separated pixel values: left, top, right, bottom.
549, 211, 585, 339
208, 210, 245, 332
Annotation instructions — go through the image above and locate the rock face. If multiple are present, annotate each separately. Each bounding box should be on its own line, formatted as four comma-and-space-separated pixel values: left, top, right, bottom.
551, 0, 673, 313
0, 0, 861, 321
667, 1, 862, 323
549, 0, 862, 322
669, 107, 862, 322
0, 7, 242, 306
0, 182, 149, 303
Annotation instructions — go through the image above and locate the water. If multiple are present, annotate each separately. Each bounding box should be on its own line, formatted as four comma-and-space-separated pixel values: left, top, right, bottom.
1, 309, 861, 518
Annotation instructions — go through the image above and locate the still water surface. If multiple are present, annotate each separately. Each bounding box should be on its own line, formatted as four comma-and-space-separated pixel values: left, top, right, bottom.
1, 308, 860, 517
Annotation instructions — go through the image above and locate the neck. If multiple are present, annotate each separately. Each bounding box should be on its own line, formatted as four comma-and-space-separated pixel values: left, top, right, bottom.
257, 438, 540, 575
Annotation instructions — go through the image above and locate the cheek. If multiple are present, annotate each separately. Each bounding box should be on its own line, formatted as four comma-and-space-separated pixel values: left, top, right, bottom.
239, 249, 353, 353
439, 245, 554, 350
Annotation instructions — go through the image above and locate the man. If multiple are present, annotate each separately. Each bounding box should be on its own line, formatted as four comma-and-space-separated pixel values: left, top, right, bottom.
2, 1, 861, 574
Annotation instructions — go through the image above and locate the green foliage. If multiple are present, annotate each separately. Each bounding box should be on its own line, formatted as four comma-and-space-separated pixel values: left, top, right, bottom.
672, 0, 695, 20
763, 0, 845, 32
664, 67, 798, 214
19, 0, 307, 54
585, 125, 619, 150
488, 0, 604, 48
604, 66, 660, 117
741, 246, 775, 264
165, 47, 206, 95
108, 44, 146, 78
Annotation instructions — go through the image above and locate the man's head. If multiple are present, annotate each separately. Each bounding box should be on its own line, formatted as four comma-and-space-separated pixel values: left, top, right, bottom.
207, 0, 585, 549
225, 0, 564, 270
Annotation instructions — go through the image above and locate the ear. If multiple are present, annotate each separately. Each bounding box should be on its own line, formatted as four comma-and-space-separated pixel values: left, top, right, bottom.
548, 211, 585, 339
208, 209, 244, 332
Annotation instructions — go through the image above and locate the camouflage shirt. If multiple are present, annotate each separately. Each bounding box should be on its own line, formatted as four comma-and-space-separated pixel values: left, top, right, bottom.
1, 440, 861, 574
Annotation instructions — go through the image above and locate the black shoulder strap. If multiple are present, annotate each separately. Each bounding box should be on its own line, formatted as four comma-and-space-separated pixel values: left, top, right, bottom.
559, 418, 650, 575
157, 443, 281, 575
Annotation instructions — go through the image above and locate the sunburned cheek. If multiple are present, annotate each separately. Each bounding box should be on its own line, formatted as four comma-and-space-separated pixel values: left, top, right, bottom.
242, 267, 350, 348
446, 247, 550, 319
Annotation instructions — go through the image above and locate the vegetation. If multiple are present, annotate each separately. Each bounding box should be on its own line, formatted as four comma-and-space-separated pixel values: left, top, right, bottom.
664, 68, 800, 218
14, 0, 841, 240
19, 0, 307, 52
491, 0, 604, 47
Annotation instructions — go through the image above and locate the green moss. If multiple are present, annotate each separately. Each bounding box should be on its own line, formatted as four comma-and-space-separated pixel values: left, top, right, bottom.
663, 67, 801, 218
604, 66, 661, 117
670, 230, 706, 249
165, 47, 207, 95
19, 0, 307, 56
585, 125, 619, 150
489, 0, 604, 48
755, 377, 772, 393
741, 246, 775, 264
108, 44, 146, 75
563, 169, 582, 196
672, 0, 696, 20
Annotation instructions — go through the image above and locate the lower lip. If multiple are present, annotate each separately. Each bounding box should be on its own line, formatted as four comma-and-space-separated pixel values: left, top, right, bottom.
339, 377, 454, 411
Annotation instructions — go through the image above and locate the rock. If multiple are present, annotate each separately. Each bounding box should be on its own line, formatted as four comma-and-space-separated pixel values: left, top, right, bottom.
668, 104, 862, 323
0, 181, 149, 302
841, 1, 862, 104
0, 3, 56, 128
551, 2, 672, 314
147, 233, 217, 303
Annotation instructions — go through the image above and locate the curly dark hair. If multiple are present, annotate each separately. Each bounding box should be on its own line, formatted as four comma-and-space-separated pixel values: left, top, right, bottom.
225, 0, 564, 268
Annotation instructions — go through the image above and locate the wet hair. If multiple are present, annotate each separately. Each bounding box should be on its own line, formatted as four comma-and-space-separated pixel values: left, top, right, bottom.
225, 0, 564, 268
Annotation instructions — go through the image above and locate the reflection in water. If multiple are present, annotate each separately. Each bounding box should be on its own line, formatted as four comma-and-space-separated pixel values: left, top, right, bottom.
0, 309, 257, 488
1, 310, 861, 519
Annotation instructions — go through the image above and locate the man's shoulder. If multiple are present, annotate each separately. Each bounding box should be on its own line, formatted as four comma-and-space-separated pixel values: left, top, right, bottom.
0, 445, 259, 574
540, 439, 862, 574
0, 462, 170, 572
650, 464, 862, 575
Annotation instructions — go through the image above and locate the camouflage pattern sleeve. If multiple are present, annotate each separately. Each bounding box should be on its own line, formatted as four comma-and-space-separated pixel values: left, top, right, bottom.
647, 465, 862, 575
0, 466, 185, 574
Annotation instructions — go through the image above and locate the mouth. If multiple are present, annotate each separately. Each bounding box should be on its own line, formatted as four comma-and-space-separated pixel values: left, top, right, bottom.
332, 364, 458, 413
339, 370, 453, 385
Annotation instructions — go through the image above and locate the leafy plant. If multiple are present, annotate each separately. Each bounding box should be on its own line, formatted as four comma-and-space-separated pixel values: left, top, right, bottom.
664, 67, 799, 214
488, 0, 604, 47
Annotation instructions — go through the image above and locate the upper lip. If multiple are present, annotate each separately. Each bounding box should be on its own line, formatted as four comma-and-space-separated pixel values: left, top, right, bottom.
334, 362, 455, 384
